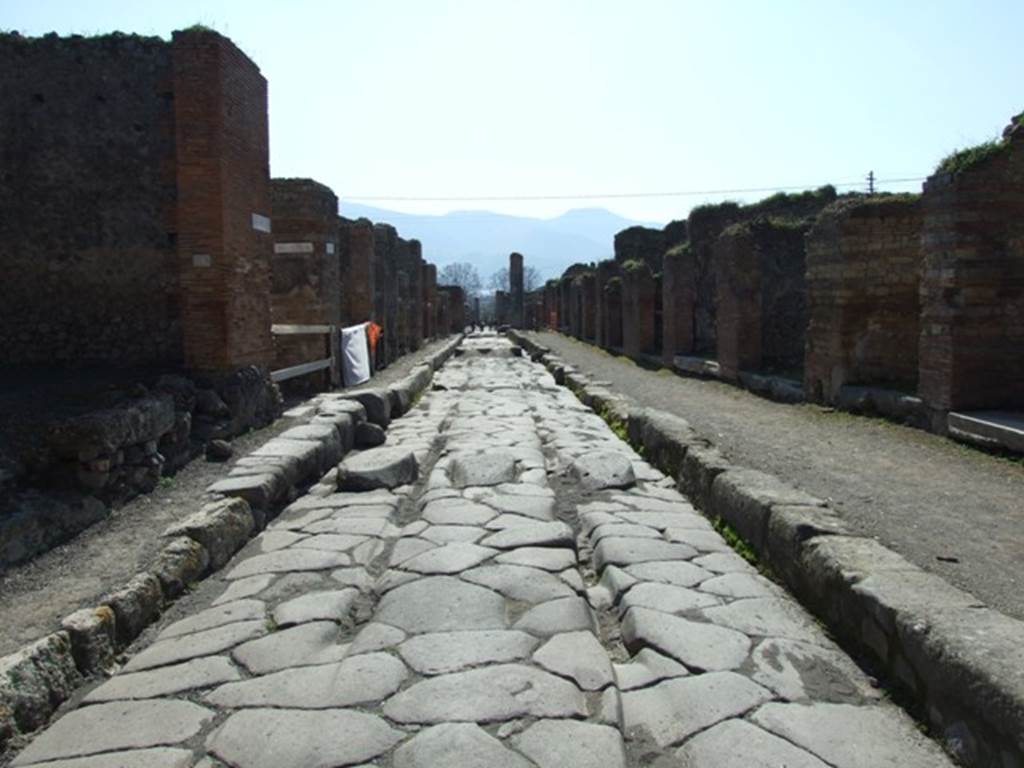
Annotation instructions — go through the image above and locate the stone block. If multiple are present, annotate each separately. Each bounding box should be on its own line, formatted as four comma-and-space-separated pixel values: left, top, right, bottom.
165, 497, 255, 570
0, 632, 80, 734
102, 572, 164, 648
679, 445, 732, 511
60, 607, 117, 675
709, 469, 824, 551
207, 472, 285, 511
152, 536, 210, 599
342, 390, 392, 428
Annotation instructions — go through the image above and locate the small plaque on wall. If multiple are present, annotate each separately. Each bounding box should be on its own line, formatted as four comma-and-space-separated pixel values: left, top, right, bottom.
251, 213, 272, 233
192, 253, 212, 268
326, 242, 336, 254
274, 242, 314, 254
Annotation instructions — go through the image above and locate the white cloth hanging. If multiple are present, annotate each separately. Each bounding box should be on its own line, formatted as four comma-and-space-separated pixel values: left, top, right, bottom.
341, 322, 371, 387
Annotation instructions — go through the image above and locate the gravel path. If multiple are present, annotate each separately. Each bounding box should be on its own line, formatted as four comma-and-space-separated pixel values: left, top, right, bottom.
4, 334, 954, 768
530, 331, 1024, 622
0, 337, 457, 657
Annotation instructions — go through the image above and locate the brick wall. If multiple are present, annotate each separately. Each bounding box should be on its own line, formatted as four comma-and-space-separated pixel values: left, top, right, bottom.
622, 261, 657, 358
0, 33, 180, 366
919, 123, 1024, 412
605, 278, 624, 348
805, 197, 922, 402
715, 218, 809, 380
596, 260, 621, 348
422, 263, 437, 339
662, 244, 697, 364
338, 217, 376, 327
614, 226, 666, 273
173, 28, 273, 373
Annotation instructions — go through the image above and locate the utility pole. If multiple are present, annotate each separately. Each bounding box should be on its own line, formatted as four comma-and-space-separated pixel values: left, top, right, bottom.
867, 170, 876, 195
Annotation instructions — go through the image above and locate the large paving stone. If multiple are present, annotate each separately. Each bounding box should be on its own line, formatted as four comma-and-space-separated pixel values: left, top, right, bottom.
621, 672, 772, 747
383, 664, 587, 723
207, 708, 402, 768
463, 565, 576, 603
614, 648, 690, 691
341, 389, 392, 428
512, 719, 627, 768
699, 597, 824, 644
399, 630, 539, 674
157, 599, 266, 640
232, 622, 349, 674
375, 576, 507, 633
478, 492, 556, 520
271, 588, 358, 626
421, 524, 487, 544
590, 522, 662, 542
291, 532, 370, 552
421, 499, 498, 526
124, 621, 267, 672
226, 549, 351, 579
622, 607, 750, 672
348, 622, 407, 655
393, 723, 533, 768
11, 748, 194, 768
213, 575, 275, 606
337, 447, 418, 491
84, 656, 241, 702
569, 450, 636, 491
205, 652, 406, 708
514, 597, 596, 636
619, 582, 720, 615
533, 631, 614, 690
698, 572, 778, 599
751, 702, 957, 767
450, 451, 518, 488
12, 700, 212, 765
750, 638, 879, 704
479, 521, 574, 550
625, 560, 713, 588
593, 538, 698, 571
495, 546, 576, 572
675, 718, 829, 767
399, 542, 498, 574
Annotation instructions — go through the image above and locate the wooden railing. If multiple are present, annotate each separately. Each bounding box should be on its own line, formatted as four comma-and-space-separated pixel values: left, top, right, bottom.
270, 324, 341, 386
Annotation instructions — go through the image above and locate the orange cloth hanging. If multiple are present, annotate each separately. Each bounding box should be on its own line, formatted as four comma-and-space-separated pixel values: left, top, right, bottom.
366, 322, 383, 355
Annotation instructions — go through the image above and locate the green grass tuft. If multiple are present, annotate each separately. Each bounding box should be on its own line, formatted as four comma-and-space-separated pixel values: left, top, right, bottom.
935, 140, 1007, 176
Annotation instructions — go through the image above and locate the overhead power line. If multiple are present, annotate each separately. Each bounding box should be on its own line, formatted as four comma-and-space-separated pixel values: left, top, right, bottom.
341, 176, 926, 203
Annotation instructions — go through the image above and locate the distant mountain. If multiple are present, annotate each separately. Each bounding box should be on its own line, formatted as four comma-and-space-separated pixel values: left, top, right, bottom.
340, 202, 661, 281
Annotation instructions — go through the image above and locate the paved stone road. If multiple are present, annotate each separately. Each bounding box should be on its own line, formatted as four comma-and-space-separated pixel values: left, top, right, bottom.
9, 335, 955, 767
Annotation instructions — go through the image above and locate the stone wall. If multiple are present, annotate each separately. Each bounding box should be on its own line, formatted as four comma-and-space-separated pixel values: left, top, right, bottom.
0, 33, 180, 367
622, 261, 657, 358
338, 217, 376, 327
604, 277, 624, 349
509, 252, 525, 329
661, 244, 697, 364
269, 178, 340, 388
804, 197, 923, 402
919, 119, 1024, 413
595, 260, 619, 348
614, 226, 665, 273
714, 218, 809, 379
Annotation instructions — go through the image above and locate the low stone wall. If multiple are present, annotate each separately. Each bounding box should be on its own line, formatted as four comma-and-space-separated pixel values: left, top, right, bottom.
0, 334, 463, 754
508, 330, 1024, 768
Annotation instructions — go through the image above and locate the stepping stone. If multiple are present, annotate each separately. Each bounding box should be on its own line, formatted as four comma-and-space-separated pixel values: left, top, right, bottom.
157, 599, 266, 640
272, 589, 359, 626
621, 672, 772, 747
400, 543, 498, 574
375, 576, 507, 633
205, 652, 406, 708
463, 565, 576, 603
355, 421, 387, 447
341, 390, 392, 428
480, 521, 574, 550
232, 622, 349, 674
751, 702, 956, 768
512, 719, 627, 768
622, 607, 751, 671
12, 700, 212, 766
383, 664, 587, 724
207, 708, 402, 768
450, 451, 518, 487
399, 630, 540, 674
699, 598, 824, 644
84, 657, 241, 702
569, 450, 636, 490
593, 537, 698, 571
495, 547, 576, 572
614, 648, 690, 691
619, 582, 720, 615
337, 447, 417, 491
393, 723, 533, 768
533, 631, 614, 690
124, 621, 267, 672
515, 597, 595, 636
226, 549, 351, 580
674, 718, 829, 768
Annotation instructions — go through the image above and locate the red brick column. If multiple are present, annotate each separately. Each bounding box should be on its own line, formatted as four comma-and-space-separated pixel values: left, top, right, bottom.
596, 260, 619, 348
581, 272, 596, 340
662, 244, 696, 365
422, 263, 437, 339
605, 278, 623, 348
510, 252, 525, 329
714, 227, 762, 380
173, 29, 273, 373
622, 262, 656, 358
338, 219, 375, 326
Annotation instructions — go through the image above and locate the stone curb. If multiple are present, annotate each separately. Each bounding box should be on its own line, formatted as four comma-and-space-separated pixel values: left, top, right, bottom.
0, 336, 463, 753
507, 329, 1024, 768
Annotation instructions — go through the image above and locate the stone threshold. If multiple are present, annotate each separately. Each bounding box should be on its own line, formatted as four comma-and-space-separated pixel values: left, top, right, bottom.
508, 329, 1024, 768
0, 337, 464, 757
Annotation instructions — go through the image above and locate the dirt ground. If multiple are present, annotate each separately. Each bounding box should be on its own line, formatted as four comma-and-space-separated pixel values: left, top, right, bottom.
0, 337, 455, 657
531, 331, 1024, 622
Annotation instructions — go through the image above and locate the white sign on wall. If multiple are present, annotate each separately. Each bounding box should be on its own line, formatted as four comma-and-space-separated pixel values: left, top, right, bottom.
274, 242, 315, 254
251, 213, 272, 233
192, 253, 212, 268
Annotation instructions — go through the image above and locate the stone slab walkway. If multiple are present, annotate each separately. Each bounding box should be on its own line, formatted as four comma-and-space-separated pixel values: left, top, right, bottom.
529, 330, 1024, 623
6, 335, 955, 767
